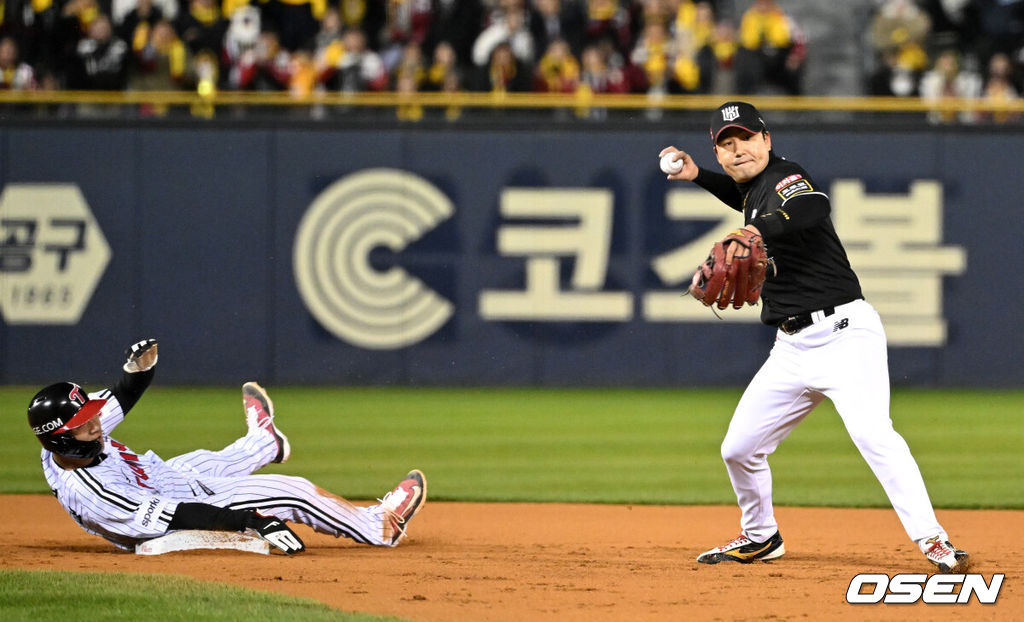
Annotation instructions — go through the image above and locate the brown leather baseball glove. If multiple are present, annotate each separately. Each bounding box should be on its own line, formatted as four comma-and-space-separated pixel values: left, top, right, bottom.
688, 228, 772, 310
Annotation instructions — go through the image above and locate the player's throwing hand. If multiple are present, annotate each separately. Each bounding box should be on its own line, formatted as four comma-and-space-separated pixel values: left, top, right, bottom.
658, 146, 699, 181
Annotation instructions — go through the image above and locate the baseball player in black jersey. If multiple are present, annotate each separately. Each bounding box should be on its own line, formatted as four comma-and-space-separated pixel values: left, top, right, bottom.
658, 101, 969, 573
27, 339, 427, 554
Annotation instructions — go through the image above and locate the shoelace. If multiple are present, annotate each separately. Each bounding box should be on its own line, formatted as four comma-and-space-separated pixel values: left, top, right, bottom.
720, 534, 751, 550
379, 488, 410, 521
377, 491, 411, 542
926, 539, 955, 559
245, 398, 273, 429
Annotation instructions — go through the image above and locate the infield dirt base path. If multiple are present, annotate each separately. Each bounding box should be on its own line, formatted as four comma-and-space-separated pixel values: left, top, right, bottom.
3, 495, 1019, 621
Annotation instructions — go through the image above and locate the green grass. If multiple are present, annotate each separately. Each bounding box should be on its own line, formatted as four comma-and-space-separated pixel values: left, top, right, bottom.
0, 569, 402, 622
3, 386, 1022, 508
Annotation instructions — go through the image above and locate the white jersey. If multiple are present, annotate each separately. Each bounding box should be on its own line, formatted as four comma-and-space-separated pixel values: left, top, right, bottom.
43, 389, 392, 550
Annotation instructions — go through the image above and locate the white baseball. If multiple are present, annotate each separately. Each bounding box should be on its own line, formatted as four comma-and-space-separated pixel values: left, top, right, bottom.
660, 153, 683, 175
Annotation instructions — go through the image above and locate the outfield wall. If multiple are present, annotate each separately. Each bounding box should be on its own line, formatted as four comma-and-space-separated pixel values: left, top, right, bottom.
0, 123, 1017, 387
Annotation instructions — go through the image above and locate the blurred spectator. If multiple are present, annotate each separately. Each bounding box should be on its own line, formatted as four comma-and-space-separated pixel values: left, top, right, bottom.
919, 48, 982, 123
311, 6, 343, 84
423, 39, 459, 90
393, 39, 425, 88
574, 40, 628, 120
395, 51, 423, 121
630, 20, 672, 93
970, 0, 1024, 63
868, 47, 921, 96
916, 0, 971, 46
675, 0, 714, 49
708, 17, 740, 89
223, 5, 261, 87
472, 1, 533, 68
115, 0, 167, 46
426, 0, 483, 67
533, 36, 579, 92
582, 0, 637, 59
229, 29, 293, 90
869, 0, 931, 82
112, 0, 178, 37
67, 14, 130, 89
735, 0, 805, 94
260, 0, 325, 51
129, 19, 187, 90
377, 0, 433, 72
530, 0, 584, 58
52, 0, 103, 81
578, 41, 629, 94
288, 49, 317, 96
328, 27, 388, 92
0, 35, 38, 89
128, 19, 188, 115
981, 51, 1020, 122
638, 0, 674, 29
337, 0, 386, 39
175, 0, 227, 57
474, 40, 530, 91
686, 1, 735, 94
422, 32, 465, 119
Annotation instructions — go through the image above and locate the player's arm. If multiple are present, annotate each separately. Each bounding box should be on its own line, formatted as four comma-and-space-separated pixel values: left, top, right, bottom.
109, 339, 158, 414
658, 146, 744, 211
749, 171, 830, 242
693, 168, 744, 211
168, 503, 305, 554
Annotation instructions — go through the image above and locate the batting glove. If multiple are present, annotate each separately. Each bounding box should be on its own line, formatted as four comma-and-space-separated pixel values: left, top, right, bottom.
245, 512, 305, 554
123, 339, 158, 373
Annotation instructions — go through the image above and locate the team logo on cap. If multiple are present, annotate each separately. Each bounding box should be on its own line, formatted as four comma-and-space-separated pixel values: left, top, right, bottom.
721, 106, 740, 122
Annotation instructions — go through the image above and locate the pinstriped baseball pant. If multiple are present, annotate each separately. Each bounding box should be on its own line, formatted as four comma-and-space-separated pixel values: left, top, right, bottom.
166, 430, 391, 546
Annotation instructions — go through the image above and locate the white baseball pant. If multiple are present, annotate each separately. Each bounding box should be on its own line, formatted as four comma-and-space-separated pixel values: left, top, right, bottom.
721, 299, 946, 544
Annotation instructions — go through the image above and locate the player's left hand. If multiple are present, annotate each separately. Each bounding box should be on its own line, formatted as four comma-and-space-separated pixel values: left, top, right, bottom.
723, 224, 762, 265
688, 228, 773, 310
245, 512, 305, 554
123, 339, 158, 373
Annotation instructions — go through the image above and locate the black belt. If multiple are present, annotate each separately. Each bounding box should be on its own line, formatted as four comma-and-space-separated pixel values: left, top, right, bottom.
777, 306, 835, 335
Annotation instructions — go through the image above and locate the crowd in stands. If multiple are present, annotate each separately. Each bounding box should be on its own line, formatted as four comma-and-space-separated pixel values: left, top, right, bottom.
0, 0, 808, 103
0, 0, 1020, 122
867, 0, 1023, 122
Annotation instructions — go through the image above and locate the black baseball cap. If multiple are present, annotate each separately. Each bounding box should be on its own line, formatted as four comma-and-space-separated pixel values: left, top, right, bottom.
710, 101, 768, 144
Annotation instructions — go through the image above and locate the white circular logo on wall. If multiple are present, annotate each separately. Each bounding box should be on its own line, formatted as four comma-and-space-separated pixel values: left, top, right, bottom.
293, 168, 455, 350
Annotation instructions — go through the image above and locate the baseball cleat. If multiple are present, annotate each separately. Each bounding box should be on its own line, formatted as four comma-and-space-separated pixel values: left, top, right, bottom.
243, 381, 290, 464
922, 536, 970, 573
379, 469, 427, 546
697, 531, 785, 564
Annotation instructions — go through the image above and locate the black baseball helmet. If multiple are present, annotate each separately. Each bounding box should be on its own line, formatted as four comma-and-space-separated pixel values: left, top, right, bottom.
28, 382, 107, 460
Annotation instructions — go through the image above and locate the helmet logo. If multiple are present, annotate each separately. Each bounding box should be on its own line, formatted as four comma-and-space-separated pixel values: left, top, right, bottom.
721, 106, 740, 122
33, 419, 64, 435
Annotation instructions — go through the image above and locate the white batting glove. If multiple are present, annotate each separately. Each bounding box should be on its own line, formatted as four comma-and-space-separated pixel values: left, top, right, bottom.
123, 339, 158, 373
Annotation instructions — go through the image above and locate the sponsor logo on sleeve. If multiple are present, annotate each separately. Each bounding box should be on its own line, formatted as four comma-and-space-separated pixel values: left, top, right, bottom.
775, 174, 814, 200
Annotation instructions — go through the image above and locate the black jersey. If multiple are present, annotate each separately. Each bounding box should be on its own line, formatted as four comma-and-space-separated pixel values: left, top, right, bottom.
694, 152, 863, 326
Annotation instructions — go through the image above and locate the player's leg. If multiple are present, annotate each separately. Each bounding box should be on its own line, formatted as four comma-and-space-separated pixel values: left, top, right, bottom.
205, 471, 426, 547
816, 301, 945, 543
165, 435, 276, 479
715, 339, 821, 547
165, 382, 287, 478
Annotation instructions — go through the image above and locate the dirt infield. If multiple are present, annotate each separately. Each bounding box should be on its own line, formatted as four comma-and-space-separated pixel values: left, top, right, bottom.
3, 495, 1019, 621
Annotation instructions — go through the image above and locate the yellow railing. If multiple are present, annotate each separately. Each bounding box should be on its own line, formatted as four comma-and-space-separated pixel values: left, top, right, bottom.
2, 90, 1024, 115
